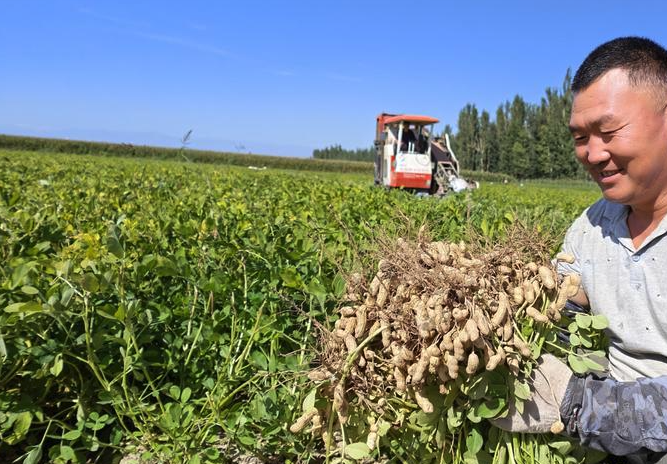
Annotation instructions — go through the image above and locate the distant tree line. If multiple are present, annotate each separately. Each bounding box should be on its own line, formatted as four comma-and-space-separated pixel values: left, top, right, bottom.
312, 144, 375, 162
450, 70, 587, 179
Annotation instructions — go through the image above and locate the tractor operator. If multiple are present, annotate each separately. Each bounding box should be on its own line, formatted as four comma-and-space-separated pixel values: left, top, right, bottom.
494, 37, 667, 464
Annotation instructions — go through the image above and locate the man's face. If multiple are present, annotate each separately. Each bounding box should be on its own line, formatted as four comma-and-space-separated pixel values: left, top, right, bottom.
569, 68, 667, 211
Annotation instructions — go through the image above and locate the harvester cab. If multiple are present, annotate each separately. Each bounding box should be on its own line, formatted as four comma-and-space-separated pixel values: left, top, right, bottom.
374, 113, 475, 195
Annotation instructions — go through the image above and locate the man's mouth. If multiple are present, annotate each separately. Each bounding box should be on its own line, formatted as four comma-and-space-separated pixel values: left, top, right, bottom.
600, 169, 622, 179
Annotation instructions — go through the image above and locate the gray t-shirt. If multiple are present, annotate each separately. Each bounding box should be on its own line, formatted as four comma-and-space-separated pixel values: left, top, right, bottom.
558, 198, 667, 381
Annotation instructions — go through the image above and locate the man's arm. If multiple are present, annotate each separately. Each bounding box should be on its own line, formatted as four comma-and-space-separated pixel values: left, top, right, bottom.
495, 356, 667, 456
567, 286, 590, 308
562, 374, 667, 456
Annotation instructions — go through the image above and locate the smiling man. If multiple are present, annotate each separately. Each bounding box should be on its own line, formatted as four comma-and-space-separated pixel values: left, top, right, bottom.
494, 37, 667, 464
570, 65, 667, 251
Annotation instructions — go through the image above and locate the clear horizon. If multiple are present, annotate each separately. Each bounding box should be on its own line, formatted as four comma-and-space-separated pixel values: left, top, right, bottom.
2, 1, 667, 158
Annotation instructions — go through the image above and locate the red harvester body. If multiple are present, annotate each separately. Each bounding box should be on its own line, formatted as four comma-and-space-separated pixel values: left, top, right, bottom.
374, 112, 472, 195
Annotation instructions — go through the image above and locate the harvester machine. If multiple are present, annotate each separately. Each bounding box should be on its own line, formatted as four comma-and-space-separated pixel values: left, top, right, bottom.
373, 113, 476, 195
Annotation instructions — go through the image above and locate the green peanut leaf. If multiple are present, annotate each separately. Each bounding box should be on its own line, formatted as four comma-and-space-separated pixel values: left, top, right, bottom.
59, 445, 76, 461
548, 439, 575, 455
474, 398, 506, 419
50, 354, 63, 377
106, 234, 125, 259
306, 278, 327, 307
467, 407, 482, 423
23, 447, 42, 464
169, 385, 181, 400
7, 412, 32, 444
575, 313, 592, 329
62, 430, 81, 440
591, 314, 609, 330
280, 267, 302, 288
447, 407, 464, 430
332, 273, 346, 298
466, 374, 489, 400
504, 211, 515, 223
81, 273, 99, 292
568, 354, 589, 374
466, 427, 484, 454
20, 285, 39, 295
582, 356, 606, 371
345, 442, 370, 460
513, 380, 531, 401
579, 333, 593, 348
60, 287, 75, 307
302, 388, 317, 412
4, 301, 43, 313
515, 399, 525, 415
375, 419, 391, 437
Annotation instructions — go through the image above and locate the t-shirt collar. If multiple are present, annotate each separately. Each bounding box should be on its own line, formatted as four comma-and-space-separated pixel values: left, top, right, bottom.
603, 201, 667, 252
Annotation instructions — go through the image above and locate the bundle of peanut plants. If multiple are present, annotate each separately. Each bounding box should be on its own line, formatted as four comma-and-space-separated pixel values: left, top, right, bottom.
292, 230, 608, 464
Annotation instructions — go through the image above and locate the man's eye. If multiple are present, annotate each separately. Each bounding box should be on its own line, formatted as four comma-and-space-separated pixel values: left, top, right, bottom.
574, 135, 588, 142
601, 124, 625, 135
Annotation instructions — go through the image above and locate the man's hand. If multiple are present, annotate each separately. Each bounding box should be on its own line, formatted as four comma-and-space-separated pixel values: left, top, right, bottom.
492, 354, 573, 433
568, 285, 590, 308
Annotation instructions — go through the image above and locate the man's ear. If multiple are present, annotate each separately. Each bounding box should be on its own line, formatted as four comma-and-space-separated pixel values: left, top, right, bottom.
660, 101, 667, 132
659, 89, 667, 116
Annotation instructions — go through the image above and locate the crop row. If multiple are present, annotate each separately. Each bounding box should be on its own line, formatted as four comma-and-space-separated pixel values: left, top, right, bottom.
0, 135, 373, 174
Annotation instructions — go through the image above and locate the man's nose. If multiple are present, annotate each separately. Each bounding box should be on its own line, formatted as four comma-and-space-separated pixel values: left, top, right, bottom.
585, 136, 611, 165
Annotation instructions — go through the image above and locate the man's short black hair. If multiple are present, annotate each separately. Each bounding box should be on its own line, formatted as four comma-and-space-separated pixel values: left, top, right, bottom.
572, 36, 667, 94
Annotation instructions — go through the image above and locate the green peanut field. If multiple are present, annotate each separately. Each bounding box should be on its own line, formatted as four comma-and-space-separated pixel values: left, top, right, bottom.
0, 150, 601, 463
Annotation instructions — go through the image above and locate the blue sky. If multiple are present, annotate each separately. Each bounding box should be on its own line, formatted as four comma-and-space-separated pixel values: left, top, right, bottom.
2, 1, 667, 158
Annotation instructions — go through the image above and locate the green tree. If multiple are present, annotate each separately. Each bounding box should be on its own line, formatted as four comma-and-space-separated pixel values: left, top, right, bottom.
454, 104, 480, 170
448, 70, 586, 179
478, 110, 498, 172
